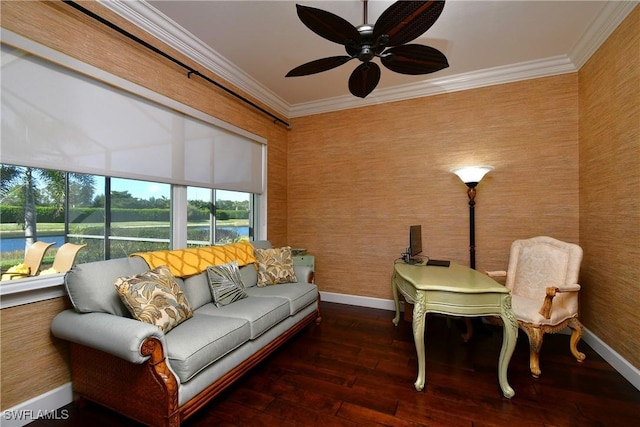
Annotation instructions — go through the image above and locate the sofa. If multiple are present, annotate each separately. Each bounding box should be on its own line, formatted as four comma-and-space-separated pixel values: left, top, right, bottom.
51, 240, 320, 427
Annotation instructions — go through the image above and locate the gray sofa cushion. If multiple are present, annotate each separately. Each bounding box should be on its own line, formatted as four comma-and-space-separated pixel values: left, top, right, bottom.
65, 256, 149, 316
246, 283, 318, 315
252, 240, 272, 250
239, 263, 258, 288
182, 271, 213, 311
165, 312, 250, 383
196, 296, 290, 339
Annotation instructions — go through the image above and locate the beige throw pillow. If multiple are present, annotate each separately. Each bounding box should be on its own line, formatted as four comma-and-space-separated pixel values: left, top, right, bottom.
115, 265, 193, 333
255, 246, 297, 287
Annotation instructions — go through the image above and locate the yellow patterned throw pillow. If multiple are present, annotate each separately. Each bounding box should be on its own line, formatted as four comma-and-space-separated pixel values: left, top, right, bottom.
255, 246, 297, 287
114, 265, 193, 333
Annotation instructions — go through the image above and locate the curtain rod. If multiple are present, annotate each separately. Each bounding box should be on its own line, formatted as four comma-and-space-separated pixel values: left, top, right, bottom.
63, 0, 291, 129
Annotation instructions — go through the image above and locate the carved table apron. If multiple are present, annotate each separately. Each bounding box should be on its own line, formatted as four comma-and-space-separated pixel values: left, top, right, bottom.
392, 261, 517, 398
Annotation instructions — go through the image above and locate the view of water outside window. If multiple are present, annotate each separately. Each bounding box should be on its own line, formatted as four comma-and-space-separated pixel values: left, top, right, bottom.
187, 187, 251, 246
1, 164, 253, 280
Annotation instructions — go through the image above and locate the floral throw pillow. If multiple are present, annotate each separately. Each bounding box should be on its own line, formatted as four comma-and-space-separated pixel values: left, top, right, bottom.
206, 260, 248, 307
255, 246, 297, 287
114, 265, 193, 333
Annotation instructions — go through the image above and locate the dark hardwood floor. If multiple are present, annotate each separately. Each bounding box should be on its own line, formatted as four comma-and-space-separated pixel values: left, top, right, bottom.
30, 302, 640, 426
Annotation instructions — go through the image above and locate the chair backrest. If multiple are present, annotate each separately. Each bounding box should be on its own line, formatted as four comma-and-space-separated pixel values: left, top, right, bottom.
23, 241, 56, 276
505, 236, 583, 300
51, 243, 87, 273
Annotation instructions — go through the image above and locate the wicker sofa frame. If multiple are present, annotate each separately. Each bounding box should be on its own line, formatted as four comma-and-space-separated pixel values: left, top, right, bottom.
70, 310, 319, 427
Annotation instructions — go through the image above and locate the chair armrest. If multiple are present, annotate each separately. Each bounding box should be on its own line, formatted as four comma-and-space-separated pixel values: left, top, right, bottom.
51, 309, 164, 363
485, 270, 507, 279
538, 284, 581, 318
294, 265, 314, 284
553, 283, 581, 292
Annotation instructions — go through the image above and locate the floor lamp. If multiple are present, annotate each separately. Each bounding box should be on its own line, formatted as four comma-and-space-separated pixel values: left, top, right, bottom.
451, 166, 493, 270
451, 165, 493, 342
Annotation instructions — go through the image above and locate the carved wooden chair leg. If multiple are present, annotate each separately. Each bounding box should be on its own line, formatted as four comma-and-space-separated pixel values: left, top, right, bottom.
522, 324, 544, 378
568, 317, 586, 362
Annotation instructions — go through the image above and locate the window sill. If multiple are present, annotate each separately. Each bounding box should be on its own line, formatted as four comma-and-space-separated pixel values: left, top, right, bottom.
0, 275, 66, 309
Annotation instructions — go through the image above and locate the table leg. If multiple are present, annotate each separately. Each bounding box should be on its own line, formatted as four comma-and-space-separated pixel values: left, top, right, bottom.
412, 291, 427, 391
497, 295, 518, 398
392, 271, 401, 326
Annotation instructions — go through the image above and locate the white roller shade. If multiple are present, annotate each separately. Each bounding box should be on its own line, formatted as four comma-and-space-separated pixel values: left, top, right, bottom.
1, 32, 265, 193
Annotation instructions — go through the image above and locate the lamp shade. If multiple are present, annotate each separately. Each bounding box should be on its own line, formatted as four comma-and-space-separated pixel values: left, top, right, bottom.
451, 166, 494, 184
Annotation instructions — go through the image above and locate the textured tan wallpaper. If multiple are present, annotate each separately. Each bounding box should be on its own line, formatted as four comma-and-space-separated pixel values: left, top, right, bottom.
0, 298, 71, 409
288, 75, 580, 300
578, 5, 640, 369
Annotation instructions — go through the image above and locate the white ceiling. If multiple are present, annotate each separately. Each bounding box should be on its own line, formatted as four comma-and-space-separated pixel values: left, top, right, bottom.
101, 1, 636, 118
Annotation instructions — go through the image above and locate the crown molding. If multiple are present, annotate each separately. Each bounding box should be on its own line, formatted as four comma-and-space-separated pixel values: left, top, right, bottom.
98, 0, 291, 118
288, 55, 576, 117
99, 0, 636, 120
569, 0, 638, 69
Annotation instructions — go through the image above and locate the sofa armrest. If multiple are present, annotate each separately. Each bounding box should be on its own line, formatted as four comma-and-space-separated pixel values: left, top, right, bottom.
51, 309, 164, 363
294, 265, 314, 284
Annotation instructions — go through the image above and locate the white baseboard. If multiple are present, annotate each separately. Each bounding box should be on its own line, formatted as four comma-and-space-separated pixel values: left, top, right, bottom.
581, 328, 640, 391
320, 291, 402, 311
0, 383, 72, 427
320, 291, 640, 391
7, 294, 639, 420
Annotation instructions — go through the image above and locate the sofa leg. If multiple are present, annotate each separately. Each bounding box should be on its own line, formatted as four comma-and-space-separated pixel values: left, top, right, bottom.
315, 294, 322, 324
167, 411, 181, 427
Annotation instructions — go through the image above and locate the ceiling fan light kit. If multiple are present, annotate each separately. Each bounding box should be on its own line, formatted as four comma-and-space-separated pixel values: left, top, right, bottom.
286, 0, 449, 98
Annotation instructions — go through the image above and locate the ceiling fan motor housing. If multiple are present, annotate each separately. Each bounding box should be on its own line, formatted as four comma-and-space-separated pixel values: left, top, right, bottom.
349, 25, 390, 63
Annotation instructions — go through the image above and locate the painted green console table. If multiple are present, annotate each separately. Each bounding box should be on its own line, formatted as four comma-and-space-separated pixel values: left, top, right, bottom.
392, 261, 518, 398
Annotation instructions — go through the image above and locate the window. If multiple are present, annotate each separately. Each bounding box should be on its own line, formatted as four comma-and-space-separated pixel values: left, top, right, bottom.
107, 178, 172, 258
187, 187, 252, 246
1, 165, 259, 277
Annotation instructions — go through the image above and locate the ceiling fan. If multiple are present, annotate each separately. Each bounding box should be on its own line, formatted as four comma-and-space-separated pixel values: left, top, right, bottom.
285, 0, 449, 98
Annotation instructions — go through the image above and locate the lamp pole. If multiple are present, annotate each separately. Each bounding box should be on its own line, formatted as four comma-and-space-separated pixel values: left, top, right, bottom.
466, 182, 478, 269
451, 166, 493, 270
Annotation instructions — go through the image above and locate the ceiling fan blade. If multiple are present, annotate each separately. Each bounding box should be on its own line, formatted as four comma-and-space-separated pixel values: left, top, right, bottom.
296, 4, 360, 45
373, 1, 446, 47
286, 56, 354, 77
381, 44, 449, 75
348, 62, 381, 98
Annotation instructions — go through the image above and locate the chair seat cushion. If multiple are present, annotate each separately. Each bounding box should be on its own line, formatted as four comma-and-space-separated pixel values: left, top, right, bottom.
246, 283, 317, 315
511, 294, 575, 326
195, 297, 290, 339
165, 312, 250, 383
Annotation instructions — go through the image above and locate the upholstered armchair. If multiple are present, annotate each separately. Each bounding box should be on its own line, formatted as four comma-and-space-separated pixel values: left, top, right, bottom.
487, 236, 586, 378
